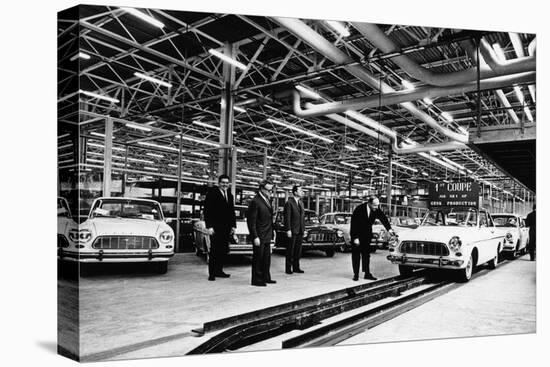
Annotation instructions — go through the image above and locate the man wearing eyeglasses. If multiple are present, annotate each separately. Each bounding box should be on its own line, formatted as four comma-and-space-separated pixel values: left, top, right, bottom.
350, 196, 394, 281
247, 180, 276, 286
204, 174, 236, 281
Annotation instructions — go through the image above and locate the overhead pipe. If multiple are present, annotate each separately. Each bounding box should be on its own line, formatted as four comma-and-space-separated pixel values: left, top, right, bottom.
352, 23, 536, 87
479, 38, 536, 76
273, 17, 469, 144
293, 71, 535, 117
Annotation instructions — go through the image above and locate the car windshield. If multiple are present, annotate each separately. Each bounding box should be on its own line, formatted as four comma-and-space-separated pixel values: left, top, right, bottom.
421, 208, 478, 227
492, 216, 517, 227
91, 199, 163, 220
334, 214, 351, 224
305, 212, 319, 225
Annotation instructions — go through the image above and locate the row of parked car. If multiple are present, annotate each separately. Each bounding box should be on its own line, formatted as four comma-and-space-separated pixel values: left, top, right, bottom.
58, 197, 530, 280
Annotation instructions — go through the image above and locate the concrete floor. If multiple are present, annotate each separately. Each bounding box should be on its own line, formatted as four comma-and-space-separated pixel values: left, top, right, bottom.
57, 250, 535, 362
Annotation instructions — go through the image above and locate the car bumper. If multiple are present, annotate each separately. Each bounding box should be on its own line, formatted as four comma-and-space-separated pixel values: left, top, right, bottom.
229, 243, 274, 255
387, 254, 465, 269
58, 249, 174, 263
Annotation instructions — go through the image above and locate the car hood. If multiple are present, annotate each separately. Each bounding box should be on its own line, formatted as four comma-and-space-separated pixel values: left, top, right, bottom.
399, 226, 486, 243
85, 218, 167, 236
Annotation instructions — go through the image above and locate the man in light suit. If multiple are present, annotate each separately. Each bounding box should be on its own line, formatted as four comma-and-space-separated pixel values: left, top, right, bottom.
350, 196, 394, 281
204, 174, 236, 281
283, 185, 306, 274
247, 180, 276, 287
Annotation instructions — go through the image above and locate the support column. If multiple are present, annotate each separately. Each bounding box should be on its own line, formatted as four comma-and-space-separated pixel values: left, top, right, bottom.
386, 149, 393, 215
121, 145, 128, 196
175, 132, 183, 253
262, 146, 268, 179
315, 194, 320, 216
218, 42, 236, 178
102, 117, 113, 197
230, 149, 237, 198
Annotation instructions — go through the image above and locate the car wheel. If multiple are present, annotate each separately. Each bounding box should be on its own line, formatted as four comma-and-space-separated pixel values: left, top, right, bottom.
488, 248, 498, 269
325, 249, 335, 257
398, 265, 414, 277
458, 254, 474, 282
154, 261, 168, 274
339, 243, 349, 253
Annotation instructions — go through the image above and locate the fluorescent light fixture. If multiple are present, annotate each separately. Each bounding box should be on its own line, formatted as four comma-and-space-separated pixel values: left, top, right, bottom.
181, 158, 208, 166
267, 155, 275, 159
293, 162, 305, 167
423, 97, 433, 105
237, 148, 247, 154
441, 112, 453, 122
176, 134, 220, 148
58, 152, 73, 158
58, 159, 74, 165
313, 166, 348, 177
379, 172, 388, 177
392, 184, 403, 189
439, 157, 466, 171
58, 133, 70, 139
70, 52, 91, 61
58, 143, 73, 150
144, 166, 159, 171
392, 161, 418, 172
364, 168, 374, 173
134, 72, 172, 88
492, 43, 506, 61
271, 174, 282, 178
280, 168, 317, 178
237, 174, 263, 181
269, 118, 333, 143
322, 183, 335, 187
125, 157, 154, 164
146, 152, 164, 158
86, 158, 104, 164
253, 137, 272, 145
79, 89, 119, 103
122, 7, 164, 28
323, 177, 333, 181
208, 49, 247, 70
373, 154, 384, 161
345, 144, 358, 151
233, 106, 247, 113
192, 120, 220, 131
422, 171, 429, 177
326, 20, 350, 37
285, 146, 312, 156
190, 152, 210, 158
288, 177, 305, 182
295, 85, 321, 99
242, 169, 262, 175
340, 161, 359, 169
138, 141, 180, 152
406, 179, 417, 184
125, 123, 152, 132
87, 142, 125, 152
354, 175, 363, 180
401, 80, 415, 90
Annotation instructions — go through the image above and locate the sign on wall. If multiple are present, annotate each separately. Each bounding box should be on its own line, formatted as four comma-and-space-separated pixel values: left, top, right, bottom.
428, 181, 480, 208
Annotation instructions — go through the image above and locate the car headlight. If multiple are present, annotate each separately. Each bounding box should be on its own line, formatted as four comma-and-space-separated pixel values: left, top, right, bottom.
505, 232, 513, 241
159, 230, 174, 243
303, 230, 309, 238
448, 236, 462, 252
388, 234, 399, 247
336, 230, 344, 238
68, 229, 92, 243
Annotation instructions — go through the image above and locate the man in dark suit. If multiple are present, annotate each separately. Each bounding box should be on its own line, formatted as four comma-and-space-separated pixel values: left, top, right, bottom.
204, 174, 237, 281
350, 196, 394, 281
283, 185, 306, 274
525, 203, 536, 261
247, 180, 276, 286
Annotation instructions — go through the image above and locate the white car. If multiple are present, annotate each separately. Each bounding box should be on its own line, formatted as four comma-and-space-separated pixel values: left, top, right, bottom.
387, 207, 504, 282
58, 197, 175, 274
492, 213, 529, 258
57, 197, 76, 253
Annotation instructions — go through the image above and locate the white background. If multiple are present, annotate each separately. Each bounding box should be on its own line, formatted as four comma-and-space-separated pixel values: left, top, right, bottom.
0, 0, 546, 366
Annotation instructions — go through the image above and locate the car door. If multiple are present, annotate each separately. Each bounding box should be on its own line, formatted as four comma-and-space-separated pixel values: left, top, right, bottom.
478, 211, 495, 263
518, 217, 528, 248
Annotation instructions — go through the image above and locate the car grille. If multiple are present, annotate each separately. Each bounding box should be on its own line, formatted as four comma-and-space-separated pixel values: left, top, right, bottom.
92, 236, 159, 250
57, 234, 69, 248
307, 232, 337, 243
399, 241, 449, 256
236, 234, 248, 245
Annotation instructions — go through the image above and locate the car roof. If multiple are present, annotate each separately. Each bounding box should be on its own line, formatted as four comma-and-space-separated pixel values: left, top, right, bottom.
491, 213, 518, 217
93, 197, 161, 204
322, 212, 352, 215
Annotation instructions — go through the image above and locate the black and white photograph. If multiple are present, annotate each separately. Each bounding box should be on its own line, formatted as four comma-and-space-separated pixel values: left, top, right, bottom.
54, 1, 540, 362
4, 1, 548, 366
